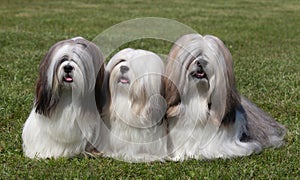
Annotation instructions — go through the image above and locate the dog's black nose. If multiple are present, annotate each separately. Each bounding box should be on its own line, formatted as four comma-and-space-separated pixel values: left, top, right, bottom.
63, 64, 73, 73
120, 65, 129, 74
196, 60, 202, 67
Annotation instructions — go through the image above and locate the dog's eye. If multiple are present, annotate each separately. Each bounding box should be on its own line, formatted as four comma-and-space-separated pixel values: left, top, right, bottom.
113, 59, 126, 68
196, 59, 208, 67
118, 59, 126, 63
60, 56, 68, 63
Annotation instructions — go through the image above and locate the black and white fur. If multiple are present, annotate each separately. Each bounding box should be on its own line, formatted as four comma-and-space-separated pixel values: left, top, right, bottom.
22, 37, 105, 159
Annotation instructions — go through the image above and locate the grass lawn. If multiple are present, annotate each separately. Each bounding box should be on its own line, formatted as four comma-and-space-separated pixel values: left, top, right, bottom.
0, 0, 299, 178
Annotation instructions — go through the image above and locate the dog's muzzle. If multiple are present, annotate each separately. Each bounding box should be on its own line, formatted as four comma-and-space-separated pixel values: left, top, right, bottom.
63, 64, 74, 83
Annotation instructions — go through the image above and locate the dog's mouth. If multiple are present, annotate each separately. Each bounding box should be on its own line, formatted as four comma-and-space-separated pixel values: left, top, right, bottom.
190, 69, 207, 79
63, 74, 73, 83
118, 76, 130, 84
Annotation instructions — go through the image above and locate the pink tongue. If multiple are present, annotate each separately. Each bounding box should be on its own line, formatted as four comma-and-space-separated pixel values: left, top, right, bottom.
197, 72, 205, 78
65, 77, 73, 82
120, 78, 129, 83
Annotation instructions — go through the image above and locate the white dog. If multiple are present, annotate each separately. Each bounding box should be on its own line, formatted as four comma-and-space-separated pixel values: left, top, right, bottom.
22, 37, 105, 159
101, 48, 168, 162
164, 34, 286, 161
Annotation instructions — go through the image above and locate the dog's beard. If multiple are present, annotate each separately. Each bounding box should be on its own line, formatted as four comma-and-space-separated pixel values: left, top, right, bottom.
55, 60, 81, 92
105, 49, 167, 145
167, 58, 221, 150
53, 46, 97, 94
39, 40, 102, 112
165, 33, 237, 125
109, 60, 166, 131
101, 48, 168, 162
165, 46, 214, 123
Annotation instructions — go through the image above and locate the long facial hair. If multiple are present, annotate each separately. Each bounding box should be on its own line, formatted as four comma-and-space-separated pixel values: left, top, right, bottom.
101, 48, 167, 162
164, 34, 240, 127
105, 48, 166, 130
23, 37, 106, 158
34, 38, 105, 117
164, 33, 286, 160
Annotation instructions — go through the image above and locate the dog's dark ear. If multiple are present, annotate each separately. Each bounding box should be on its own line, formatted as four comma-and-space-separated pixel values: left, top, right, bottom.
35, 44, 61, 117
95, 63, 106, 113
164, 76, 181, 118
164, 39, 187, 118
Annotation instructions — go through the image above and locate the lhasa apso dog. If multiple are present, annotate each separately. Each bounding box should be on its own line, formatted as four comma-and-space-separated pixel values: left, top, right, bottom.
22, 37, 105, 159
164, 34, 286, 161
101, 48, 167, 162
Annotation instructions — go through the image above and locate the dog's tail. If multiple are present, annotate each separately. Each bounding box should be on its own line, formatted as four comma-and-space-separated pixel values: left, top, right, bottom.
241, 96, 286, 148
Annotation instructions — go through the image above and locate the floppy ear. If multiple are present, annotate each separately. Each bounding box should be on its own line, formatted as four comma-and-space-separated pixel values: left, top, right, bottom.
82, 40, 106, 113
35, 44, 61, 117
164, 42, 184, 118
95, 63, 105, 113
204, 35, 241, 126
164, 75, 181, 118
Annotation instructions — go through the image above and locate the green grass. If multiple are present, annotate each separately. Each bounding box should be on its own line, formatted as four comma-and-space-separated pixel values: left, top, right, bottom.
1, 0, 299, 178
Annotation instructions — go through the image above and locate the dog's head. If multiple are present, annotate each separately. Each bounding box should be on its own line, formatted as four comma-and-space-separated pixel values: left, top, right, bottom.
165, 34, 240, 125
106, 48, 166, 127
35, 37, 105, 116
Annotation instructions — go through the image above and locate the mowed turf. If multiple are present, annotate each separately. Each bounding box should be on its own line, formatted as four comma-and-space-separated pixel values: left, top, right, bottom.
0, 0, 299, 178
